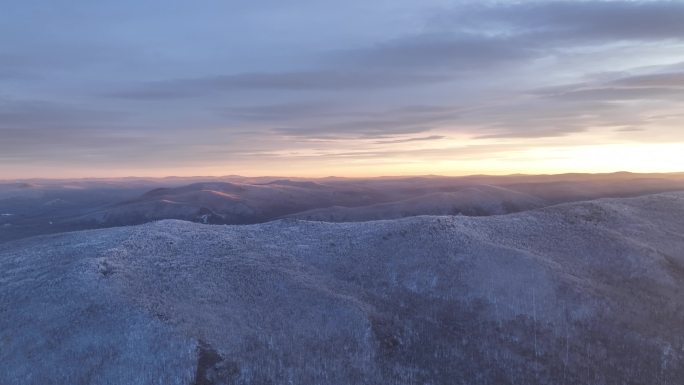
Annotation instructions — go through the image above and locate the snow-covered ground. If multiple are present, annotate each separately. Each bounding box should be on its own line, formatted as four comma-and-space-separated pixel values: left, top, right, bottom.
1, 192, 684, 384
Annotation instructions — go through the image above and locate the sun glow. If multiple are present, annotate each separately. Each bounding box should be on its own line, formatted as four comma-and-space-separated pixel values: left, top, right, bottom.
504, 142, 684, 174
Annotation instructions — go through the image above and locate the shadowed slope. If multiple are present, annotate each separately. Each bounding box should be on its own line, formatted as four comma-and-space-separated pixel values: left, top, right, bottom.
285, 185, 544, 221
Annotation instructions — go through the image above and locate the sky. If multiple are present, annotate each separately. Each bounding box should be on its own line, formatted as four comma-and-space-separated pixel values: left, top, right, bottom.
1, 0, 683, 179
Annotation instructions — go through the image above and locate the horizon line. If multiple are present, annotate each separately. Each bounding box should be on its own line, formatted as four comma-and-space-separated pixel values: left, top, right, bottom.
3, 170, 684, 183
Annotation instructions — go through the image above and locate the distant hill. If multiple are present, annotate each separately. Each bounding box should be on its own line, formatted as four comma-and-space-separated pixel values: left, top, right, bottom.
74, 180, 386, 226
2, 172, 684, 242
285, 185, 544, 221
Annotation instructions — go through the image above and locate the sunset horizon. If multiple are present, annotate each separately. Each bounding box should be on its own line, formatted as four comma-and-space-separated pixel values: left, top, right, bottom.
3, 168, 684, 182
2, 1, 684, 384
3, 1, 683, 180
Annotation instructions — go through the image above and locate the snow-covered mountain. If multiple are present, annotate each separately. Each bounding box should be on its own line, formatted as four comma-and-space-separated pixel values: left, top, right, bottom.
2, 191, 683, 384
3, 172, 684, 243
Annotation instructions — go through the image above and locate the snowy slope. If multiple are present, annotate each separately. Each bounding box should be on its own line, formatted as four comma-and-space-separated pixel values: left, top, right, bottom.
1, 192, 684, 384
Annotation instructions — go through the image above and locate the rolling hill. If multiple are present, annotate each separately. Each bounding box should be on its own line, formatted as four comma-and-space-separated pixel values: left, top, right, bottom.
2, 191, 683, 384
2, 172, 684, 243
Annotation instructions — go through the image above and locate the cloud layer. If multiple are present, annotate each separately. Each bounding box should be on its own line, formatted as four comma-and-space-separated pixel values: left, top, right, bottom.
1, 0, 683, 178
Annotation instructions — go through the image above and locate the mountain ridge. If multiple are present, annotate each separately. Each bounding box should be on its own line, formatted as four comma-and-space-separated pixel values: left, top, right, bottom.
2, 191, 684, 384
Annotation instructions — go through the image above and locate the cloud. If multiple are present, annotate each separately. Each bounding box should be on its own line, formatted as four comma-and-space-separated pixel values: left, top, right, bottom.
373, 135, 445, 145
458, 96, 644, 139
241, 142, 526, 161
110, 71, 450, 99
3, 0, 684, 176
0, 99, 125, 129
272, 105, 462, 138
609, 72, 684, 88
335, 1, 684, 74
111, 1, 684, 102
532, 69, 684, 101
340, 33, 537, 70
220, 103, 338, 121
548, 87, 684, 101
0, 99, 152, 163
439, 1, 684, 42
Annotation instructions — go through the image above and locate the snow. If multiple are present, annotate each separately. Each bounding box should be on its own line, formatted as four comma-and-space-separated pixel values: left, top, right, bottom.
1, 191, 683, 384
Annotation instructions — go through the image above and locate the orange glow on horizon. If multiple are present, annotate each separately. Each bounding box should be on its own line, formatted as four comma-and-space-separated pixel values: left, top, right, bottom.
2, 142, 683, 181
